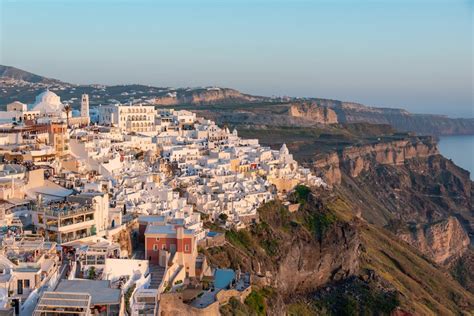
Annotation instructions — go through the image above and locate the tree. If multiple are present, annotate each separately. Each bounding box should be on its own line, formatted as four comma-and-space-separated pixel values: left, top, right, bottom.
88, 266, 96, 279
63, 104, 72, 127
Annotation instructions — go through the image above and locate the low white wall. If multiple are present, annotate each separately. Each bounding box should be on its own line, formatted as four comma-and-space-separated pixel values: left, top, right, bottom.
103, 258, 149, 284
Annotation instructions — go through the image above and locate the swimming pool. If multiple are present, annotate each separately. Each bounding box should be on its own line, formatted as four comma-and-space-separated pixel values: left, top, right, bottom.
214, 269, 235, 289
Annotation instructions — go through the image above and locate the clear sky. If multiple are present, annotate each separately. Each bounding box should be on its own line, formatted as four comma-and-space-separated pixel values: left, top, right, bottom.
1, 0, 472, 117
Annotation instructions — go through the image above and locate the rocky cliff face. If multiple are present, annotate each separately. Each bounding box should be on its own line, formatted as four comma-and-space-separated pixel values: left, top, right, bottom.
326, 100, 474, 136
204, 199, 360, 297
152, 88, 264, 106
269, 220, 360, 294
288, 102, 338, 124
313, 152, 341, 186
340, 137, 438, 178
310, 135, 473, 271
288, 98, 474, 136
397, 217, 470, 265
313, 136, 439, 184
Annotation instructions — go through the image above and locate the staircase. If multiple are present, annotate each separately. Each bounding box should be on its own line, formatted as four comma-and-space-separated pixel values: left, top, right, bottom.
148, 265, 166, 289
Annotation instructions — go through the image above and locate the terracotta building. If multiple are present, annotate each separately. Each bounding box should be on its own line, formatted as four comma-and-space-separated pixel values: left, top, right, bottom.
144, 224, 197, 277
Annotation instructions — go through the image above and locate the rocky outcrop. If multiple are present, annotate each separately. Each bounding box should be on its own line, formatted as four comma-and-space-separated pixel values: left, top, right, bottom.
288, 102, 338, 124
340, 137, 438, 178
273, 221, 360, 294
205, 200, 360, 296
313, 136, 438, 184
313, 152, 341, 186
152, 88, 265, 106
397, 217, 470, 265
313, 99, 474, 136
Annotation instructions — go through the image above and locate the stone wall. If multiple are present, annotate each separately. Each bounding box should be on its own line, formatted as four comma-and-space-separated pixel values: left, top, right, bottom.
159, 293, 220, 316
215, 286, 252, 304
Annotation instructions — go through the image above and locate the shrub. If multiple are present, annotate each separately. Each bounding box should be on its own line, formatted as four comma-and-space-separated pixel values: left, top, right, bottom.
225, 229, 253, 250
88, 266, 96, 279
245, 290, 266, 316
124, 283, 136, 315
294, 185, 311, 204
305, 211, 337, 240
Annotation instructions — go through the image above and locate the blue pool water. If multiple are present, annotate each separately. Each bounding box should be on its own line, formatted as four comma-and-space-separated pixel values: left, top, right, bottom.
214, 269, 235, 289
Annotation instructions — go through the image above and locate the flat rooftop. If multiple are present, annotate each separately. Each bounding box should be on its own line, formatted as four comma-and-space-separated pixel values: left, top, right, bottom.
34, 292, 91, 316
145, 224, 194, 236
55, 279, 121, 305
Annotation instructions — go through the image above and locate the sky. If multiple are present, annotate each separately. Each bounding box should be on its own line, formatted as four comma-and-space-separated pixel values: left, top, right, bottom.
0, 0, 473, 117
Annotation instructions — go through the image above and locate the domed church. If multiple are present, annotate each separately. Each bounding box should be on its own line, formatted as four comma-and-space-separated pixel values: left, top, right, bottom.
30, 89, 67, 119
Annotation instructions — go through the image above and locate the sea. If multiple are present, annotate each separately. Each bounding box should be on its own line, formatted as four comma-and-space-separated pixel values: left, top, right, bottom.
438, 135, 474, 180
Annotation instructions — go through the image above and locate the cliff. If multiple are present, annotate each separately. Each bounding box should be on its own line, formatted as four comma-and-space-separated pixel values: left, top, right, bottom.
313, 136, 439, 184
397, 217, 470, 265
288, 102, 338, 124
152, 88, 265, 106
206, 192, 474, 315
312, 99, 474, 136
340, 137, 438, 178
282, 99, 474, 136
313, 152, 342, 186
204, 199, 360, 297
310, 134, 473, 276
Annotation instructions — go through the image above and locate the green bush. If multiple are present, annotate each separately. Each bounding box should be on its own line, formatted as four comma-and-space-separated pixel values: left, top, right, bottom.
294, 185, 311, 204
244, 290, 266, 316
225, 229, 253, 250
88, 266, 96, 279
124, 284, 136, 315
305, 211, 337, 240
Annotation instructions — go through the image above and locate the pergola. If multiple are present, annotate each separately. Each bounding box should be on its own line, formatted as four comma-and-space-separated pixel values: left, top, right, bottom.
33, 292, 91, 315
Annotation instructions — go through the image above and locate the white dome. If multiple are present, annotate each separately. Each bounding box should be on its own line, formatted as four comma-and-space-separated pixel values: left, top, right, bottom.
34, 90, 61, 106
31, 90, 66, 117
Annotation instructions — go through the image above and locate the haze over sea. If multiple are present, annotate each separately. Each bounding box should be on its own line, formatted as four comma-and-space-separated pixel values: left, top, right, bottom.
439, 135, 474, 180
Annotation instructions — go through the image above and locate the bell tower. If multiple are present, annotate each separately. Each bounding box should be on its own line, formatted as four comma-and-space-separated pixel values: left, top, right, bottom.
81, 94, 89, 118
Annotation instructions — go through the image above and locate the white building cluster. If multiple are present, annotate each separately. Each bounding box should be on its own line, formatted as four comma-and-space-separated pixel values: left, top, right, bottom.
0, 91, 325, 315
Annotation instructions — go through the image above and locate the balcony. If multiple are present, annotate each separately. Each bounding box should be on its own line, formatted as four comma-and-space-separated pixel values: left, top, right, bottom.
48, 219, 96, 233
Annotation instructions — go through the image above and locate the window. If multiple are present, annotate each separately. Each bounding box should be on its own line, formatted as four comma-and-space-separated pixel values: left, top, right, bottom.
17, 280, 23, 295
156, 237, 160, 241
24, 280, 30, 288
153, 244, 158, 251
162, 244, 166, 250
185, 244, 190, 252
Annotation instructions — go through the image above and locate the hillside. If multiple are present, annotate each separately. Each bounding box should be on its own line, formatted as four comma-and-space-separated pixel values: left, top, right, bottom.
204, 190, 474, 315
0, 65, 61, 84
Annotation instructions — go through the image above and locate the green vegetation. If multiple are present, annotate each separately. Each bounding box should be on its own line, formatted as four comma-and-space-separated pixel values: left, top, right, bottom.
294, 185, 311, 204
313, 278, 399, 315
244, 290, 266, 315
287, 302, 315, 316
90, 225, 96, 236
360, 223, 474, 315
220, 297, 253, 316
451, 250, 474, 293
225, 229, 254, 251
87, 266, 96, 279
304, 210, 337, 240
124, 284, 136, 315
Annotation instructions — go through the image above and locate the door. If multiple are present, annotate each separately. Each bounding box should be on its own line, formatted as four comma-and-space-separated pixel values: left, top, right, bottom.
170, 243, 176, 254
17, 280, 23, 295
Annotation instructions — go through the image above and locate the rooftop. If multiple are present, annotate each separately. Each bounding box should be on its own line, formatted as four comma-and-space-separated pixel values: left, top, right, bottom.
145, 224, 194, 236
34, 292, 91, 316
55, 279, 121, 305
